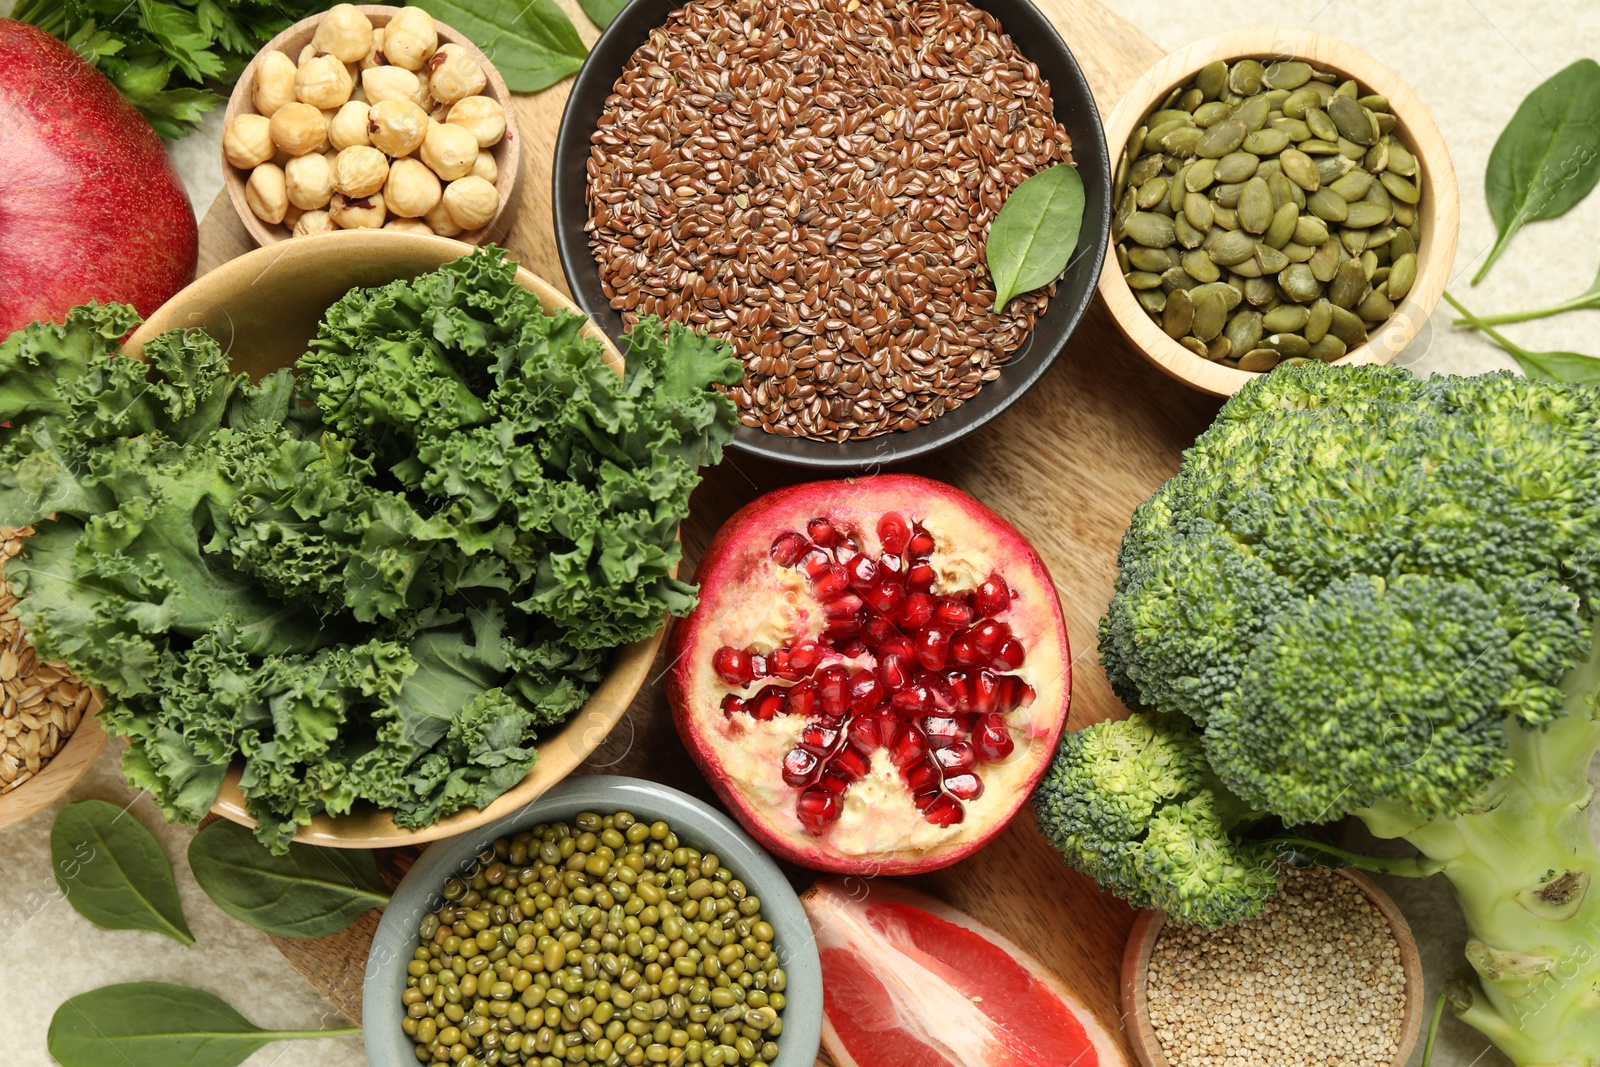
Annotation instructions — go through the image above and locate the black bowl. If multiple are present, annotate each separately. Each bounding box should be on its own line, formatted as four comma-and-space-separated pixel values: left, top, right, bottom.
552, 0, 1111, 469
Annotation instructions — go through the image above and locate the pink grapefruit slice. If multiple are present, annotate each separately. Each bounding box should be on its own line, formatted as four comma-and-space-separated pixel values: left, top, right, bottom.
802, 878, 1128, 1067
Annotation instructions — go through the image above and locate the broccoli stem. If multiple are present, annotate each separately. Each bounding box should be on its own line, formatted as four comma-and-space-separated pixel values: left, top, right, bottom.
1358, 632, 1600, 1065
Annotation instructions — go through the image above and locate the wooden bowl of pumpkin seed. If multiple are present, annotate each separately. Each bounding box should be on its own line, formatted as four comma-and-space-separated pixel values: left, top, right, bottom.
1099, 29, 1460, 397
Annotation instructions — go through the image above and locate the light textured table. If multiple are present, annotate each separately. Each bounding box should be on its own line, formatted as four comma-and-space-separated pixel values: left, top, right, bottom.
7, 1, 1600, 1065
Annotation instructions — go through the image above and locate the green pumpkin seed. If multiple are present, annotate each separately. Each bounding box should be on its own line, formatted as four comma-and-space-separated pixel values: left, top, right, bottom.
1340, 227, 1369, 255
1128, 246, 1173, 272
1298, 138, 1342, 156
1224, 309, 1264, 354
1328, 258, 1369, 308
1329, 171, 1374, 201
1196, 117, 1249, 158
1179, 335, 1208, 358
1334, 79, 1359, 99
1363, 140, 1390, 173
1279, 262, 1322, 303
1262, 304, 1310, 332
1309, 238, 1343, 282
1293, 215, 1330, 245
1263, 202, 1300, 249
1379, 170, 1419, 204
1125, 271, 1164, 290
1238, 178, 1275, 233
1212, 204, 1240, 231
1254, 244, 1290, 274
1324, 305, 1365, 344
1136, 287, 1168, 314
1363, 180, 1393, 209
1190, 281, 1244, 312
1345, 200, 1393, 228
1185, 158, 1217, 191
1214, 151, 1259, 183
1387, 252, 1417, 299
1305, 299, 1333, 343
1192, 101, 1234, 127
1242, 128, 1291, 155
1389, 228, 1416, 258
1261, 332, 1311, 357
1211, 181, 1245, 208
1271, 117, 1313, 142
1393, 201, 1418, 228
1237, 348, 1282, 371
1196, 60, 1228, 100
1136, 177, 1171, 209
1161, 126, 1203, 156
1228, 59, 1266, 96
1128, 125, 1148, 160
1337, 136, 1366, 160
1269, 171, 1305, 211
1184, 192, 1215, 231
1229, 255, 1264, 279
1305, 107, 1339, 142
1308, 188, 1349, 222
1174, 214, 1207, 249
1386, 139, 1418, 176
1124, 212, 1177, 248
1307, 334, 1348, 361
1179, 87, 1205, 113
1236, 95, 1272, 132
1144, 119, 1188, 147
1278, 148, 1321, 191
1357, 94, 1390, 113
1241, 276, 1278, 305
1358, 288, 1396, 322
1149, 108, 1196, 127
1281, 241, 1316, 263
1115, 245, 1131, 273
1360, 249, 1380, 278
1128, 153, 1166, 186
1162, 266, 1200, 292
1191, 290, 1229, 341
1263, 60, 1313, 90
1169, 165, 1190, 212
1182, 249, 1222, 283
1282, 89, 1321, 119
1162, 288, 1194, 338
1206, 335, 1233, 361
1208, 229, 1258, 266
1376, 112, 1397, 135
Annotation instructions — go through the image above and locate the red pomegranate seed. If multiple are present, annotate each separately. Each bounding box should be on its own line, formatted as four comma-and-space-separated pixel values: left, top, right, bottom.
789, 640, 823, 674
813, 564, 850, 602
934, 597, 974, 628
946, 670, 972, 710
807, 517, 840, 546
863, 578, 906, 615
749, 653, 769, 678
796, 789, 842, 831
848, 713, 884, 753
846, 553, 878, 590
822, 619, 862, 646
879, 635, 916, 661
712, 646, 753, 686
906, 563, 937, 592
800, 721, 842, 754
897, 592, 935, 629
835, 542, 859, 566
817, 770, 852, 795
921, 793, 965, 826
973, 714, 1015, 761
721, 694, 748, 718
848, 669, 885, 714
970, 670, 1000, 715
949, 630, 983, 668
825, 594, 865, 618
907, 526, 936, 559
969, 619, 1010, 656
923, 715, 962, 749
768, 647, 795, 680
838, 639, 871, 659
770, 532, 809, 567
916, 670, 957, 711
889, 724, 929, 767
798, 548, 832, 578
830, 745, 870, 782
751, 686, 787, 720
862, 614, 899, 646
877, 653, 912, 691
879, 553, 903, 575
786, 679, 818, 718
867, 709, 901, 752
914, 626, 952, 671
904, 758, 941, 794
890, 684, 932, 717
782, 747, 822, 787
992, 638, 1026, 671
934, 740, 976, 774
944, 772, 984, 801
817, 666, 849, 716
973, 574, 1011, 617
877, 513, 911, 555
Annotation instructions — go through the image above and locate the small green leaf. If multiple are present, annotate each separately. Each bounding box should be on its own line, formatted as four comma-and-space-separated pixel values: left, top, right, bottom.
1443, 290, 1600, 385
986, 165, 1087, 312
1475, 59, 1600, 283
51, 799, 194, 945
576, 0, 627, 30
48, 982, 360, 1067
188, 820, 390, 938
408, 0, 587, 92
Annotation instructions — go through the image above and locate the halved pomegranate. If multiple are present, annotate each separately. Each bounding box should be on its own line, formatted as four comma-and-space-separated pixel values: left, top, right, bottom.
669, 475, 1070, 874
803, 879, 1128, 1067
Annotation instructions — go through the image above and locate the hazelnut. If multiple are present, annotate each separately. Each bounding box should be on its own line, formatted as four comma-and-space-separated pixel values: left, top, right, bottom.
329, 191, 387, 229
360, 27, 387, 71
382, 7, 438, 71
426, 44, 486, 105
297, 43, 319, 66
329, 100, 371, 150
286, 151, 335, 210
333, 145, 389, 198
367, 99, 429, 158
245, 162, 289, 225
283, 204, 305, 229
385, 158, 443, 218
252, 50, 298, 117
293, 209, 338, 237
223, 113, 275, 169
422, 199, 462, 237
268, 101, 329, 156
420, 123, 479, 181
384, 218, 434, 235
442, 175, 498, 231
470, 150, 498, 184
312, 4, 375, 64
296, 53, 354, 109
362, 65, 422, 107
446, 95, 504, 147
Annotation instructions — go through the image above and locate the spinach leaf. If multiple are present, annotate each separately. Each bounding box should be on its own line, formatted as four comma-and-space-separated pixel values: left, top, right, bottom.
408, 0, 587, 92
1453, 261, 1600, 326
1443, 290, 1600, 384
51, 799, 193, 945
986, 165, 1087, 312
47, 982, 359, 1067
577, 0, 627, 31
1474, 59, 1600, 284
188, 820, 390, 938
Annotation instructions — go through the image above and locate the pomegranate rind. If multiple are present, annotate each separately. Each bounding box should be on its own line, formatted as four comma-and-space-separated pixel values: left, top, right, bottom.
669, 474, 1071, 875
802, 878, 1129, 1067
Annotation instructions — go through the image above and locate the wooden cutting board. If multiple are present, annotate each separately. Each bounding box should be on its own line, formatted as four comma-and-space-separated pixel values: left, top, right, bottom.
194, 2, 1193, 1061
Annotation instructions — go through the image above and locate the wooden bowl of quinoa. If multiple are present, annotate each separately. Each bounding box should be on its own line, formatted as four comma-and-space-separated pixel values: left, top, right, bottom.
1121, 865, 1424, 1067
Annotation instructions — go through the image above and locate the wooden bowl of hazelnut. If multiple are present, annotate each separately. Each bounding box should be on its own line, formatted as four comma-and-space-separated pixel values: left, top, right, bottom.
221, 3, 523, 246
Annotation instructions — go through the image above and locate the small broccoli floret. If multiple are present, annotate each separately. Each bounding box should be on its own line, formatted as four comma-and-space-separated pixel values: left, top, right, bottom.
1032, 713, 1278, 928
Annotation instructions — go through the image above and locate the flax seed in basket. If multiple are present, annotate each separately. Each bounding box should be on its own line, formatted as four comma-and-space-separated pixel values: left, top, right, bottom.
585, 0, 1073, 442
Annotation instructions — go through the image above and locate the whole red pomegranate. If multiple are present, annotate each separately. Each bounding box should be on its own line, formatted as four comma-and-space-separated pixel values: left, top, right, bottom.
670, 475, 1072, 875
0, 20, 197, 337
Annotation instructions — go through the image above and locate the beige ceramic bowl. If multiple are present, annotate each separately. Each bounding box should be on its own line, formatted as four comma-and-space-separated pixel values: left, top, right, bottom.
1120, 867, 1425, 1067
1099, 29, 1460, 397
123, 232, 665, 848
222, 4, 523, 248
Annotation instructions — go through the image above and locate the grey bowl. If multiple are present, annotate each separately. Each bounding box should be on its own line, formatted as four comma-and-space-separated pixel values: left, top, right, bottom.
363, 775, 823, 1067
